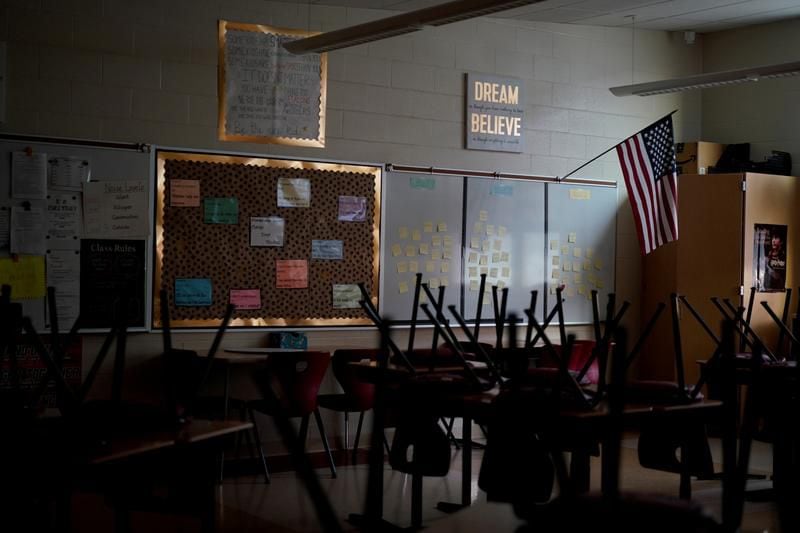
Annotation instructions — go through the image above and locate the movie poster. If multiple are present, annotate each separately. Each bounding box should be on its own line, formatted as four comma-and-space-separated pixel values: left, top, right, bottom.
753, 224, 787, 292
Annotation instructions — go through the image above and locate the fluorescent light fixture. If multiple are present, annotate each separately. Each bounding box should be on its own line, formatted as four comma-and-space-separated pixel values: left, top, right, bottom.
610, 60, 800, 97
284, 0, 542, 55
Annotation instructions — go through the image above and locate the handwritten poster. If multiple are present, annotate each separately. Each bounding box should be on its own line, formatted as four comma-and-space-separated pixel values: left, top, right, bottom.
276, 259, 308, 289
0, 256, 46, 299
49, 156, 90, 191
11, 206, 46, 255
204, 198, 239, 224
47, 192, 81, 249
219, 22, 325, 146
170, 179, 201, 207
230, 288, 261, 309
332, 284, 360, 308
80, 239, 146, 328
338, 196, 367, 222
83, 180, 148, 238
175, 278, 213, 306
12, 151, 48, 199
250, 216, 284, 247
311, 240, 343, 260
45, 249, 80, 327
277, 178, 310, 208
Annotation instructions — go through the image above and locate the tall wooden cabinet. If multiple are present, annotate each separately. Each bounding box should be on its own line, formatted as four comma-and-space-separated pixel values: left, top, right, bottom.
639, 173, 800, 384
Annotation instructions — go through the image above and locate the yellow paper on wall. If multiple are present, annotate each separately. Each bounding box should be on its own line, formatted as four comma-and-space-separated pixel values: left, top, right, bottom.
399, 227, 409, 239
552, 256, 560, 266
479, 210, 488, 222
474, 222, 483, 233
409, 260, 419, 272
423, 221, 433, 233
391, 244, 402, 257
486, 224, 495, 236
426, 261, 436, 273
443, 235, 453, 246
429, 278, 440, 289
586, 248, 594, 259
470, 280, 479, 291
412, 230, 421, 241
480, 266, 488, 275
432, 235, 442, 247
432, 249, 442, 260
550, 240, 559, 250
441, 262, 450, 273
490, 267, 498, 278
492, 253, 501, 263
0, 256, 46, 299
399, 281, 409, 294
568, 232, 577, 243
405, 245, 416, 257
469, 267, 478, 277
419, 243, 430, 255
573, 247, 582, 258
494, 239, 502, 251
440, 277, 449, 287
438, 222, 447, 232
397, 262, 408, 273
502, 267, 510, 277
573, 263, 581, 272
471, 238, 480, 249
482, 240, 490, 252
562, 260, 571, 271
595, 259, 604, 270
468, 252, 478, 263
479, 255, 488, 265
500, 252, 509, 262
561, 245, 569, 255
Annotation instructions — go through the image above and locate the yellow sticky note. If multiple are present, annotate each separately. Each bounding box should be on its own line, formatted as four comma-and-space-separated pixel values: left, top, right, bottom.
501, 252, 509, 262
473, 222, 483, 233
482, 241, 490, 252
426, 261, 436, 273
432, 235, 442, 247
441, 262, 450, 273
584, 259, 592, 270
443, 250, 452, 259
470, 280, 479, 291
497, 280, 506, 289
471, 238, 480, 249
498, 226, 507, 237
561, 245, 569, 255
573, 247, 582, 258
443, 235, 453, 246
490, 267, 498, 278
399, 227, 409, 239
420, 293, 428, 303
412, 230, 421, 241
429, 278, 440, 289
502, 267, 510, 277
492, 252, 501, 263
480, 266, 488, 275
551, 269, 560, 279
424, 221, 433, 233
432, 249, 442, 260
479, 255, 488, 266
468, 252, 478, 263
469, 267, 478, 277
550, 240, 559, 250
568, 232, 577, 243
574, 273, 583, 283
578, 286, 586, 295
438, 222, 447, 232
550, 285, 557, 294
567, 287, 576, 297
586, 248, 594, 259
440, 276, 449, 287
486, 224, 495, 236
409, 260, 418, 272
405, 245, 416, 257
479, 210, 488, 222
562, 260, 571, 271
597, 279, 605, 288
573, 263, 580, 272
595, 259, 603, 270
397, 262, 408, 273
419, 243, 430, 255
494, 239, 502, 251
391, 244, 402, 257
552, 256, 560, 266
483, 299, 491, 306
399, 281, 409, 294
0, 256, 45, 299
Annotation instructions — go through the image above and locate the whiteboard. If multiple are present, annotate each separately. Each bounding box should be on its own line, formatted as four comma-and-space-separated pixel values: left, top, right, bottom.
380, 172, 465, 321
0, 135, 152, 331
463, 178, 545, 322
546, 183, 617, 324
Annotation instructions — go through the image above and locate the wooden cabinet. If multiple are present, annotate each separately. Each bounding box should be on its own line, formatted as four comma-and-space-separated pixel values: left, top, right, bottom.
639, 173, 800, 385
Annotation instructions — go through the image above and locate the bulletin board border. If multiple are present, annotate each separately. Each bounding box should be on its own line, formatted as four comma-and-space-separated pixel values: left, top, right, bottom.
217, 20, 327, 148
153, 148, 381, 329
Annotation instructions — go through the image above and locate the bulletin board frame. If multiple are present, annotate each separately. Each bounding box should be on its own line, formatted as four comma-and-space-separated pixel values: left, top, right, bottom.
153, 149, 381, 329
217, 20, 327, 148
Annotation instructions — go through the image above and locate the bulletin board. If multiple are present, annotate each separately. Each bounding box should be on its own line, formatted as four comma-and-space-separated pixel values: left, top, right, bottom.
546, 182, 617, 324
154, 150, 381, 328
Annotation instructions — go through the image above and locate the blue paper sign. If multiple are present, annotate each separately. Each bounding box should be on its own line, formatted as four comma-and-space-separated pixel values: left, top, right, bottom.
490, 183, 514, 197
311, 240, 343, 260
175, 278, 213, 306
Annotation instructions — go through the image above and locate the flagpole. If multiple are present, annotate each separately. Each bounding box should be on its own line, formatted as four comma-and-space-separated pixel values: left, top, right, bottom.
559, 109, 678, 181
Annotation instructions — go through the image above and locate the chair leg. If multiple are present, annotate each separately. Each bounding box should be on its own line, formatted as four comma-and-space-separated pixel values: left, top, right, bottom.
240, 405, 257, 462
383, 432, 391, 456
344, 411, 350, 451
352, 411, 365, 464
247, 407, 271, 484
314, 408, 337, 478
299, 415, 310, 451
443, 417, 460, 449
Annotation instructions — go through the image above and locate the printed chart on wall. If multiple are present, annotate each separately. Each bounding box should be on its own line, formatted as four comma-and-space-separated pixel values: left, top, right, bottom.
546, 183, 617, 324
381, 173, 464, 321
463, 178, 545, 321
218, 20, 327, 147
155, 151, 381, 328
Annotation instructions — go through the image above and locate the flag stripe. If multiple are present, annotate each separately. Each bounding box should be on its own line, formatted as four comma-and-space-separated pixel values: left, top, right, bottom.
630, 135, 658, 252
617, 143, 650, 254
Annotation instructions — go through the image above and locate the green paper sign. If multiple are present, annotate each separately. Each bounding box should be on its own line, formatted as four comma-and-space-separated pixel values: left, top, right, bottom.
204, 198, 238, 224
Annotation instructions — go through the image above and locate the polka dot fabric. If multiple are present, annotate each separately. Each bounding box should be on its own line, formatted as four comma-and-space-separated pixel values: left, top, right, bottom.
161, 158, 377, 321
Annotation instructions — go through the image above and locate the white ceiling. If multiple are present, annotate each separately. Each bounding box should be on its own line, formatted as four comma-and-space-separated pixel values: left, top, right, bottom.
283, 0, 800, 33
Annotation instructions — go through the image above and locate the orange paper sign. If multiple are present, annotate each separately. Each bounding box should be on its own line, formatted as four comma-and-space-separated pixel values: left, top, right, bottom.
276, 259, 308, 289
170, 179, 201, 207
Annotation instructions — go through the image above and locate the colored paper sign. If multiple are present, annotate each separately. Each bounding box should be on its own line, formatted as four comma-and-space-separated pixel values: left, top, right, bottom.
83, 180, 148, 238
175, 278, 212, 306
170, 179, 201, 207
277, 177, 310, 208
250, 216, 284, 247
312, 240, 343, 260
332, 284, 361, 308
410, 176, 435, 190
276, 259, 308, 289
204, 198, 238, 224
490, 183, 514, 197
230, 288, 261, 310
0, 256, 46, 299
338, 196, 366, 222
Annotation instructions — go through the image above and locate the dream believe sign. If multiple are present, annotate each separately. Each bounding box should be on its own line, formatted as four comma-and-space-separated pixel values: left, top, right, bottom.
466, 73, 524, 153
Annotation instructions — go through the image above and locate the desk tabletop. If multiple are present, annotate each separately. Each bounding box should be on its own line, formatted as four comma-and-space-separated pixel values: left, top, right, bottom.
89, 419, 252, 465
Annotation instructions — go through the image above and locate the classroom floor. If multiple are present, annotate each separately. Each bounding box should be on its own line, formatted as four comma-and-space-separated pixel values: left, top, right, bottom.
70, 433, 781, 532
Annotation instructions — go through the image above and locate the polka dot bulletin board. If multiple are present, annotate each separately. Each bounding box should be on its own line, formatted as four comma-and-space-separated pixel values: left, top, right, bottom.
154, 151, 381, 328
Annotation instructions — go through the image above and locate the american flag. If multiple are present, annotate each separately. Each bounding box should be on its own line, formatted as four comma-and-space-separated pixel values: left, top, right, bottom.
616, 115, 678, 255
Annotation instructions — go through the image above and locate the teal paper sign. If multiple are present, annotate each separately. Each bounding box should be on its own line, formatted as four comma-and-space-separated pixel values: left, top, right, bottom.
490, 183, 514, 197
410, 177, 436, 190
175, 278, 212, 306
204, 198, 238, 224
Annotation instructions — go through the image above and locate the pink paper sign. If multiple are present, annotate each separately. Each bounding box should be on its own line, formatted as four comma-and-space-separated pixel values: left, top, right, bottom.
170, 179, 201, 207
229, 288, 261, 309
276, 259, 308, 289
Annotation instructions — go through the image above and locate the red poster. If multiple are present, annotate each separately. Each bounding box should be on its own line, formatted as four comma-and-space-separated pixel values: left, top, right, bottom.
276, 259, 308, 289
